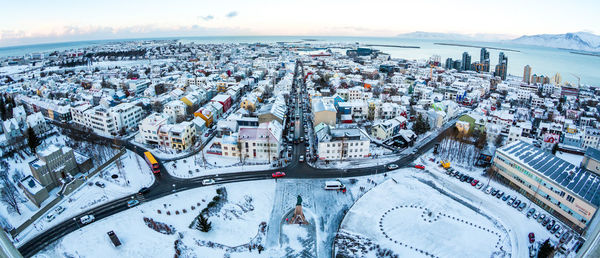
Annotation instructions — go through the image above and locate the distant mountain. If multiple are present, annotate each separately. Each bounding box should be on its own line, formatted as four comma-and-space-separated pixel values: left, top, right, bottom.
511, 32, 600, 52
396, 31, 512, 42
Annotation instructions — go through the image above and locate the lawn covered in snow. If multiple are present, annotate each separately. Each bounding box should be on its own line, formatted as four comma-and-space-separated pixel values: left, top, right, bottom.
336, 161, 568, 258
34, 180, 276, 258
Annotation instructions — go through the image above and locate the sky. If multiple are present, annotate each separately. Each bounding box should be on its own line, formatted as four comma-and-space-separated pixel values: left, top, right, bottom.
0, 0, 598, 47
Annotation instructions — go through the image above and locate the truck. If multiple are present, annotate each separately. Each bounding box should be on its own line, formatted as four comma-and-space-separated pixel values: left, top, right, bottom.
107, 231, 122, 247
440, 160, 451, 169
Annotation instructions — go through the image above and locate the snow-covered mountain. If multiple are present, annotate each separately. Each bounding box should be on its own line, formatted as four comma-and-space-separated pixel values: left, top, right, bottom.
511, 32, 600, 51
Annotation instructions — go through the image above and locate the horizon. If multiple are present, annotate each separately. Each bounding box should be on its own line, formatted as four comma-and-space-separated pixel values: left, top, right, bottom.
1, 0, 599, 47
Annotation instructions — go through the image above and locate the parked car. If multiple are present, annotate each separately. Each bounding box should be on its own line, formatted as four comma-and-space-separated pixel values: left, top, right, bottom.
533, 212, 540, 219
471, 179, 479, 186
272, 172, 286, 178
414, 164, 425, 170
95, 181, 105, 188
551, 225, 561, 234
466, 177, 473, 183
529, 244, 537, 258
560, 232, 571, 243
202, 179, 215, 185
527, 208, 536, 218
528, 232, 535, 243
546, 220, 555, 230
518, 202, 527, 211
537, 214, 546, 223
80, 215, 95, 225
476, 182, 483, 189
45, 214, 55, 222
54, 206, 65, 215
512, 200, 521, 208
507, 197, 516, 206
485, 186, 492, 194
542, 217, 550, 226
127, 199, 140, 208
496, 191, 504, 199
461, 175, 468, 182
491, 188, 498, 195
387, 164, 399, 170
455, 173, 462, 179
502, 194, 510, 202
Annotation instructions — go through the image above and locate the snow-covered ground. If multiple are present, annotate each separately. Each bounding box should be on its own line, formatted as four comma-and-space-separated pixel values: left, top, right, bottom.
311, 154, 399, 170
34, 180, 276, 258
336, 159, 574, 258
556, 151, 584, 166
164, 138, 274, 178
15, 149, 155, 245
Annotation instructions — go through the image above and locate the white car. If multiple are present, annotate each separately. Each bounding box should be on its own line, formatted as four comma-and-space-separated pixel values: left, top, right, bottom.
202, 179, 215, 185
80, 215, 95, 225
387, 164, 399, 170
54, 206, 65, 215
299, 155, 305, 162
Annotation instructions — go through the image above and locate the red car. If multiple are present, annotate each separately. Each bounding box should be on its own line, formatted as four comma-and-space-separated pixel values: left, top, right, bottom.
415, 164, 425, 170
272, 172, 286, 178
471, 179, 479, 186
528, 232, 535, 243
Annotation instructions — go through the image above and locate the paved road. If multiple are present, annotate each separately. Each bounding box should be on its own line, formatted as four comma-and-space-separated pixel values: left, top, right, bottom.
17, 61, 458, 257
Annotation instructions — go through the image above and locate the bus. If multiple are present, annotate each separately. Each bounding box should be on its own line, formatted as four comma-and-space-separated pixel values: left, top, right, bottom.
144, 151, 160, 174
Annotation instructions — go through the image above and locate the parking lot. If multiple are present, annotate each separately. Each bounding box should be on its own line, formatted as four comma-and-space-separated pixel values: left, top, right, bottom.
417, 153, 580, 257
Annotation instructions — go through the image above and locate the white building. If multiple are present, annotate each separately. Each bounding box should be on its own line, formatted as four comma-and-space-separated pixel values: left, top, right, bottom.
237, 121, 282, 161
315, 125, 370, 161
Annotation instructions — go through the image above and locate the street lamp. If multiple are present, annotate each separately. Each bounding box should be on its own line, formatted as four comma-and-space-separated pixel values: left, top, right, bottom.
73, 218, 81, 230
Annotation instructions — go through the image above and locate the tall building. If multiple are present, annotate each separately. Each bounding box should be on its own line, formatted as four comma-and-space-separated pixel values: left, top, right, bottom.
480, 48, 490, 72
445, 58, 453, 70
523, 65, 532, 84
552, 73, 562, 85
495, 52, 508, 80
461, 52, 471, 71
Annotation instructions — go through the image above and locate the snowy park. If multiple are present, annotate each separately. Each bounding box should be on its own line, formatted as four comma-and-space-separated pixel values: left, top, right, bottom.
33, 180, 276, 258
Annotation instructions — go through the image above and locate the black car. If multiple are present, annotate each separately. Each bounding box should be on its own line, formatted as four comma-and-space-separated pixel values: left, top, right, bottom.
461, 175, 468, 182
491, 189, 498, 195
502, 194, 510, 201
138, 187, 150, 194
467, 177, 474, 183
496, 191, 504, 199
546, 220, 555, 230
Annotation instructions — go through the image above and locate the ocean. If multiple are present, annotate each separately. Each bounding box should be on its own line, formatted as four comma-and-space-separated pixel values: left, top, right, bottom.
1, 36, 599, 86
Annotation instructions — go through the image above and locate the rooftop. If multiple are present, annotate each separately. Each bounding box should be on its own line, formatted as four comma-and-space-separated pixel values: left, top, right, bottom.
498, 141, 600, 207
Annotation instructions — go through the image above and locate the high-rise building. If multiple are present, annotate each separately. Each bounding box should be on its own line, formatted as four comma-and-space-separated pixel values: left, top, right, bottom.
445, 58, 453, 70
523, 65, 532, 84
480, 48, 490, 72
552, 73, 562, 85
461, 52, 471, 71
495, 52, 508, 80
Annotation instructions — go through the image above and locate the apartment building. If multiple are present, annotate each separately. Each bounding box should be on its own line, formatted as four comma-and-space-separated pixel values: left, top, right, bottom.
316, 125, 370, 161
237, 121, 282, 161
493, 141, 600, 232
71, 102, 143, 135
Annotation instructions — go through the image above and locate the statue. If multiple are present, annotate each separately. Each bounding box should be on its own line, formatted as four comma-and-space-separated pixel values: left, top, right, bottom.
289, 195, 308, 225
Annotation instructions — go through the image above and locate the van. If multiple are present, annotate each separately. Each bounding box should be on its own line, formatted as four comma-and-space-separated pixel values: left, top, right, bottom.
324, 180, 345, 190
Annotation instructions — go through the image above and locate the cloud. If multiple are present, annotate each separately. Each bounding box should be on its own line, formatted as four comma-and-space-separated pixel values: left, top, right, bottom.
225, 11, 238, 18
199, 15, 214, 21
0, 24, 254, 47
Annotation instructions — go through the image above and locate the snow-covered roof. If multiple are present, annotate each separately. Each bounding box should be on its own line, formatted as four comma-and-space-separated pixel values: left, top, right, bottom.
497, 140, 600, 207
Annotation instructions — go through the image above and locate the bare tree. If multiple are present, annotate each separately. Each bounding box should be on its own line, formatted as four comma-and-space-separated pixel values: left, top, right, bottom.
0, 170, 21, 215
